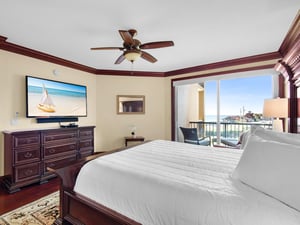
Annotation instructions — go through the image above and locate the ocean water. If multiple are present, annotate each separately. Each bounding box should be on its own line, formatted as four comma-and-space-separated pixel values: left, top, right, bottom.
205, 115, 229, 122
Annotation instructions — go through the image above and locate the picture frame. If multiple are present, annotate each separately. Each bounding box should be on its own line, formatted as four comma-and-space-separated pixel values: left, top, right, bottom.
117, 95, 145, 114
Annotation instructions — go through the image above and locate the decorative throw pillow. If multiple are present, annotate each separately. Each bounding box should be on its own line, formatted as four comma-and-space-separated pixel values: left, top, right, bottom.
232, 134, 300, 211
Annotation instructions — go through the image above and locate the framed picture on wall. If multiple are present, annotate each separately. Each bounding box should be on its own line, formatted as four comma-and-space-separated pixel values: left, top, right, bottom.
117, 95, 145, 114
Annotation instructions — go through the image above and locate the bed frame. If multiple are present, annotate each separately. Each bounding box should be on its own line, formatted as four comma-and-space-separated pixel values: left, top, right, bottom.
274, 11, 300, 133
275, 43, 300, 133
52, 14, 299, 225
50, 150, 142, 225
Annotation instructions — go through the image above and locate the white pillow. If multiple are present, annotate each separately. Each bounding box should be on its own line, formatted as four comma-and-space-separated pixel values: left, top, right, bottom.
251, 126, 300, 146
233, 134, 300, 211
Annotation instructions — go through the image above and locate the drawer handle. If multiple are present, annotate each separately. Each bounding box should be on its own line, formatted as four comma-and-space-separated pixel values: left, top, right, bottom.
24, 152, 33, 158
24, 169, 33, 176
49, 149, 56, 154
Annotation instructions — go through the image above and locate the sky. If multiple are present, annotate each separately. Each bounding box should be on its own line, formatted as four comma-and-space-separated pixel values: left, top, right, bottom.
28, 76, 86, 93
205, 75, 273, 116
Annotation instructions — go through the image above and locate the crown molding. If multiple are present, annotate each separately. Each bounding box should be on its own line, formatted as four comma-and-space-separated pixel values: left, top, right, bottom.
0, 36, 281, 78
171, 64, 275, 83
0, 37, 96, 74
279, 10, 300, 56
94, 69, 165, 77
0, 35, 8, 43
165, 52, 281, 77
0, 36, 165, 77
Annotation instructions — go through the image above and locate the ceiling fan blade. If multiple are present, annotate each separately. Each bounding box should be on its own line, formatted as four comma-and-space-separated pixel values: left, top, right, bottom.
141, 51, 157, 63
114, 54, 126, 64
90, 47, 123, 50
140, 41, 174, 49
119, 30, 134, 45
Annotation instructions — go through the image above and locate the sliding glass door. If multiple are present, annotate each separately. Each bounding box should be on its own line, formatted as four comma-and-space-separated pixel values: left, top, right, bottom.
174, 69, 278, 144
204, 75, 273, 145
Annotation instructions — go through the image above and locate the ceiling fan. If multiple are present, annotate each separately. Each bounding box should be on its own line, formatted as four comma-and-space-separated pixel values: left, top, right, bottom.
91, 29, 174, 64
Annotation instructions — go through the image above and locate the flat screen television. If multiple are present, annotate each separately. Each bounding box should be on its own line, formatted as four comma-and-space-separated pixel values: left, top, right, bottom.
26, 76, 87, 121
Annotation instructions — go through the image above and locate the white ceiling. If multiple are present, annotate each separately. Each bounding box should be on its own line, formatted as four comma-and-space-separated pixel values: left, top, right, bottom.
0, 1, 299, 72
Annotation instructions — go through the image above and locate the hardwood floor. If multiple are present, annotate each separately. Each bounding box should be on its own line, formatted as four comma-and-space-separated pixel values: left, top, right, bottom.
0, 177, 60, 215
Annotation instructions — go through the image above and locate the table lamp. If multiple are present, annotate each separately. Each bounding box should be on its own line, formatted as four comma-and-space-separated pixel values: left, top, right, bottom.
263, 98, 288, 132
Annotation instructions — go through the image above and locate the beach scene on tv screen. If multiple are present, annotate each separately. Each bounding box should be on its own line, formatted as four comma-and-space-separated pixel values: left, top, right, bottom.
27, 77, 87, 117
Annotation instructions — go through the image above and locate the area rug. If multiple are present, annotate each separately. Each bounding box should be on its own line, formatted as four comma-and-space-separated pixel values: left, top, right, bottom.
0, 191, 59, 225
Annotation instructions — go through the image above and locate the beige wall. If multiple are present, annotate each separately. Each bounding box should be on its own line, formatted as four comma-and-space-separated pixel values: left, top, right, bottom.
0, 50, 171, 176
95, 75, 168, 150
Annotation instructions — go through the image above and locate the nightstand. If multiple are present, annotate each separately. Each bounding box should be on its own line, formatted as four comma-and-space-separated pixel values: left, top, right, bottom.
124, 136, 145, 146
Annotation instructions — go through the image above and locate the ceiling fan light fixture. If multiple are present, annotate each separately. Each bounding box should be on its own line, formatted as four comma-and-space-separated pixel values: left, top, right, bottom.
91, 29, 174, 64
124, 49, 141, 63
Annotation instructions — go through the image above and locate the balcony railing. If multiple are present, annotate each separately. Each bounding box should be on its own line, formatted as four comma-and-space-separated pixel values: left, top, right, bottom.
189, 121, 272, 145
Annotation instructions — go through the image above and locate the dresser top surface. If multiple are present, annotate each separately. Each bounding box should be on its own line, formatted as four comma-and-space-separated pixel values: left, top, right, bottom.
3, 126, 95, 134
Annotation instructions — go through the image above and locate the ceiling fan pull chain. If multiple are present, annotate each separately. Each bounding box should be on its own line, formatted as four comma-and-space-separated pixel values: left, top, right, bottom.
130, 62, 135, 75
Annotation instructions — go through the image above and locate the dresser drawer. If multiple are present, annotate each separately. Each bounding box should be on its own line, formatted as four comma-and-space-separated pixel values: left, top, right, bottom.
14, 163, 41, 182
79, 149, 94, 158
14, 148, 40, 165
13, 132, 40, 148
43, 142, 77, 158
42, 130, 78, 143
79, 139, 93, 149
79, 129, 93, 139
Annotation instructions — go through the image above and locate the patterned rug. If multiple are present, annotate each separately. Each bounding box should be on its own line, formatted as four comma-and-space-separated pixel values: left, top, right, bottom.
0, 191, 59, 225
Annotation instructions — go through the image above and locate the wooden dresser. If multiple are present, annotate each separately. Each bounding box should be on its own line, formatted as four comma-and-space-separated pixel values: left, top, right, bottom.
3, 126, 95, 193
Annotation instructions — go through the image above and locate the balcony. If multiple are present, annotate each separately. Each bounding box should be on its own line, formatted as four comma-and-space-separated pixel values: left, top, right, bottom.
189, 121, 272, 146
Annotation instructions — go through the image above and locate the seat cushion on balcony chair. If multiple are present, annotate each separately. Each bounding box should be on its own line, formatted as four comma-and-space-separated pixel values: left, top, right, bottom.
185, 137, 211, 146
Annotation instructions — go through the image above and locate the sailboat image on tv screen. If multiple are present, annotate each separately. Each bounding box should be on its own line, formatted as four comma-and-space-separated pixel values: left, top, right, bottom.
37, 84, 56, 113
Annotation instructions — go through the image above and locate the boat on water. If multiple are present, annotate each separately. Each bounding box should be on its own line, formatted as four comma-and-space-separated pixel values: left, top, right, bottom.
37, 84, 56, 113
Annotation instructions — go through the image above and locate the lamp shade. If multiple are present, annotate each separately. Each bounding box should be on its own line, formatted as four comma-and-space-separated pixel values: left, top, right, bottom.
124, 50, 141, 62
263, 98, 288, 132
263, 98, 288, 118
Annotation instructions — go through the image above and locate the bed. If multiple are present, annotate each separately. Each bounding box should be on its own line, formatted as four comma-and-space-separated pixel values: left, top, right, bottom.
52, 30, 300, 224
52, 126, 300, 225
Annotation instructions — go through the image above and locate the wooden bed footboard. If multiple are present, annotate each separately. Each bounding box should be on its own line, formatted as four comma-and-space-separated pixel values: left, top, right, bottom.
49, 152, 142, 225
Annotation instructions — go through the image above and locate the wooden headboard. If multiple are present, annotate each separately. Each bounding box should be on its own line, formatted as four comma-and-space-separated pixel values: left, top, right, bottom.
274, 12, 300, 133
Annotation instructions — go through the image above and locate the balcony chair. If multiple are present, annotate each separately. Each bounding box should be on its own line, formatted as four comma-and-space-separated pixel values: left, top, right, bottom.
179, 127, 211, 146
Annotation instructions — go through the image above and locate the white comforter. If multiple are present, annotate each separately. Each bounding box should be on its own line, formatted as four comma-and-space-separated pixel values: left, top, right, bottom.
74, 140, 300, 225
